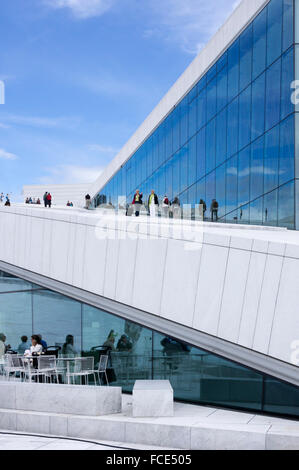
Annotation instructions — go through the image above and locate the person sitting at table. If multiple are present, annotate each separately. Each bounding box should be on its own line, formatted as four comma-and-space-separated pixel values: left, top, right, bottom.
62, 334, 77, 357
24, 335, 43, 356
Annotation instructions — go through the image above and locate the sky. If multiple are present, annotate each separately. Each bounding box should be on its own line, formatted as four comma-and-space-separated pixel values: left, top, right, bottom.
0, 0, 240, 200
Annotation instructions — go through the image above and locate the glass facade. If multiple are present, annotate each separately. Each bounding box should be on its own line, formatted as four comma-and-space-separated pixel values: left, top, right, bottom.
0, 269, 299, 418
94, 0, 298, 230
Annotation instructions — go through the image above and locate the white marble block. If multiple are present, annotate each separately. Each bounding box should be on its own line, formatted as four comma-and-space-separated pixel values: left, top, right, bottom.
133, 380, 174, 417
0, 382, 122, 416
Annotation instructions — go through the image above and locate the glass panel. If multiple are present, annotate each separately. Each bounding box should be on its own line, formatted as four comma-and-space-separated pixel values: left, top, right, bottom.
239, 24, 253, 91
278, 180, 295, 228
265, 58, 282, 131
0, 291, 32, 352
252, 7, 267, 80
217, 65, 228, 113
227, 97, 239, 158
264, 377, 299, 416
0, 271, 39, 293
227, 39, 240, 102
179, 144, 189, 193
216, 108, 227, 167
180, 97, 189, 146
32, 290, 82, 352
263, 189, 278, 226
188, 135, 197, 187
206, 118, 216, 174
279, 114, 295, 185
216, 163, 226, 218
206, 77, 217, 122
196, 127, 206, 180
267, 0, 283, 66
239, 85, 251, 150
251, 136, 264, 201
264, 124, 280, 193
197, 88, 207, 131
188, 96, 197, 139
206, 171, 216, 220
251, 72, 266, 141
238, 146, 250, 207
226, 155, 238, 214
250, 196, 263, 225
82, 305, 153, 392
283, 0, 294, 52
153, 332, 263, 410
281, 47, 294, 120
172, 107, 180, 154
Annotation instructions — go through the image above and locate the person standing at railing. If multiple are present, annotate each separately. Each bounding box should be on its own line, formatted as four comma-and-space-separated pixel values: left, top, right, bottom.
132, 189, 143, 217
148, 190, 159, 217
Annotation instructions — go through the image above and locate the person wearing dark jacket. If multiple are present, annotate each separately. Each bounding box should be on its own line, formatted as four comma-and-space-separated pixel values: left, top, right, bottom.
148, 190, 159, 217
132, 190, 143, 217
85, 194, 91, 210
210, 199, 219, 221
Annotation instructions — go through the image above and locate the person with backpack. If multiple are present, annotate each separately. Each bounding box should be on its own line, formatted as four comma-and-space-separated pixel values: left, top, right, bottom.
162, 195, 170, 218
85, 194, 91, 209
210, 199, 219, 222
46, 192, 52, 208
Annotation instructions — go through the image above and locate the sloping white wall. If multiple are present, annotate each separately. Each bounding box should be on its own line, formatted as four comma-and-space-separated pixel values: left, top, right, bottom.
0, 204, 298, 368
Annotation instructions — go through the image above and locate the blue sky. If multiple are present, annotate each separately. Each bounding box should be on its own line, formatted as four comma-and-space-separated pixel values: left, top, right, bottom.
0, 0, 239, 200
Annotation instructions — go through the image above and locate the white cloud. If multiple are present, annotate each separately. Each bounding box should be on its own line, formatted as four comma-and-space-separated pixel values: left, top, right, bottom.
0, 114, 81, 129
144, 0, 242, 54
45, 0, 115, 19
39, 164, 103, 184
0, 148, 18, 160
88, 144, 119, 153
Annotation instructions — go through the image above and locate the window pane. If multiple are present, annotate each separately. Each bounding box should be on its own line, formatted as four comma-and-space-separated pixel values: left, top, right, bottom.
250, 197, 263, 225
263, 189, 278, 226
216, 108, 227, 167
280, 114, 295, 185
264, 124, 279, 193
0, 271, 39, 293
240, 24, 253, 91
206, 118, 216, 174
179, 144, 189, 193
251, 136, 264, 201
239, 85, 251, 150
197, 128, 206, 180
282, 0, 293, 52
253, 7, 267, 80
281, 47, 294, 120
33, 290, 82, 353
188, 134, 197, 187
172, 107, 180, 154
227, 97, 239, 158
238, 146, 250, 207
252, 72, 266, 140
197, 88, 207, 130
0, 291, 33, 352
278, 181, 295, 228
217, 65, 228, 112
264, 377, 299, 417
226, 155, 238, 214
216, 163, 226, 218
206, 171, 216, 219
267, 0, 283, 66
180, 97, 189, 146
206, 77, 217, 122
265, 58, 281, 131
228, 39, 240, 102
188, 97, 197, 139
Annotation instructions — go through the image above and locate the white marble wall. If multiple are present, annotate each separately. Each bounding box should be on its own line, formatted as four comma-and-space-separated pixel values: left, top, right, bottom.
0, 205, 299, 368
